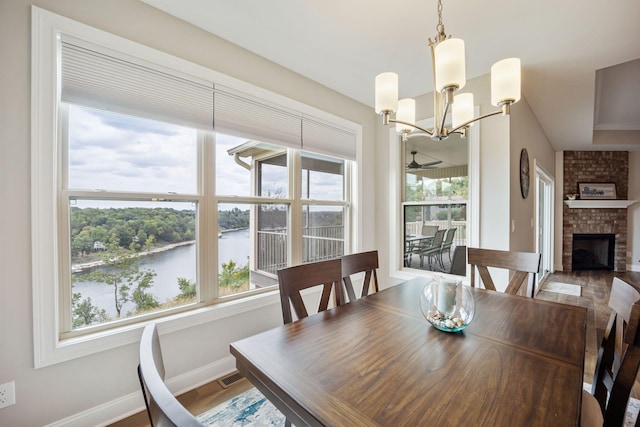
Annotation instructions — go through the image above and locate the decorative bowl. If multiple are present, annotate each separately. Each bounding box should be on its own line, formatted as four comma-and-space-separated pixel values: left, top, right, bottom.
420, 277, 475, 333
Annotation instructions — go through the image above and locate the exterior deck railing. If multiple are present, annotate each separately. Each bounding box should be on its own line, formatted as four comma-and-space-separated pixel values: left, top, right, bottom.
256, 226, 344, 275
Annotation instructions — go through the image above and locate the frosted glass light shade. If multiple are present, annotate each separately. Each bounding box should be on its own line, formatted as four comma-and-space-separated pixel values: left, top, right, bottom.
452, 93, 474, 129
491, 58, 521, 106
375, 72, 399, 113
396, 98, 416, 132
434, 38, 466, 92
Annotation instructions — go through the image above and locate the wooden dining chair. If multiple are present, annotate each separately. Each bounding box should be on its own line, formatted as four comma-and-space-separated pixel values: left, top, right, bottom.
276, 258, 344, 324
341, 250, 379, 302
138, 323, 205, 427
582, 277, 640, 427
467, 247, 541, 297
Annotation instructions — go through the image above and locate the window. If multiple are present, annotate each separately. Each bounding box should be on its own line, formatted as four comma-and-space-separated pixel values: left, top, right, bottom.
402, 133, 470, 272
32, 8, 359, 366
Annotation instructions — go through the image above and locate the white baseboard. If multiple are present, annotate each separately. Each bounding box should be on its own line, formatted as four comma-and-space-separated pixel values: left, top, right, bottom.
44, 355, 237, 427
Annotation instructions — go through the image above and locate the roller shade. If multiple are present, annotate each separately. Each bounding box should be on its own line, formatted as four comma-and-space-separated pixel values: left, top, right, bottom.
60, 37, 356, 160
302, 116, 357, 160
60, 37, 213, 130
213, 86, 302, 149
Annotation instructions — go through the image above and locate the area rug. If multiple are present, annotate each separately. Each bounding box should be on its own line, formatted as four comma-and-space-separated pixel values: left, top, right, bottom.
197, 387, 286, 426
542, 281, 582, 296
583, 383, 640, 426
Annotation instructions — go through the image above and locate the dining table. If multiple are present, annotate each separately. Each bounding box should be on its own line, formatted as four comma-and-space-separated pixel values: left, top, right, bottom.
230, 276, 588, 426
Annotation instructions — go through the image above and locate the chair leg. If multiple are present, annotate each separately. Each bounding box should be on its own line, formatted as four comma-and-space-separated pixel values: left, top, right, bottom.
285, 419, 292, 427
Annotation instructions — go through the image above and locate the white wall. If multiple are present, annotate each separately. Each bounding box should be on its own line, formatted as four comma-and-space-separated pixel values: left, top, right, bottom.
0, 1, 376, 425
509, 95, 556, 253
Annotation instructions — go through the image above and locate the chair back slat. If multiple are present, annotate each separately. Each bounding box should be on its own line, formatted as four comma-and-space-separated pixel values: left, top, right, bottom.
277, 259, 343, 324
467, 247, 541, 297
341, 250, 379, 300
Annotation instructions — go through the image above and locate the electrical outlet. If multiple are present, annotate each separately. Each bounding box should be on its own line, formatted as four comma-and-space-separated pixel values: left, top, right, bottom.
0, 381, 16, 409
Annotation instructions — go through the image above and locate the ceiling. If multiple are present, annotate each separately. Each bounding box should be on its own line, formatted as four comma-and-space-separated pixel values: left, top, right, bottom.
141, 0, 640, 152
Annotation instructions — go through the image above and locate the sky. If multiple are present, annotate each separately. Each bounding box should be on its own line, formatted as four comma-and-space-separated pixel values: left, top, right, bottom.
68, 105, 345, 212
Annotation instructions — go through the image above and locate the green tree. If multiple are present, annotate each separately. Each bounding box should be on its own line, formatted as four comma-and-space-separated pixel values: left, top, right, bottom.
130, 270, 159, 314
71, 292, 108, 328
176, 277, 197, 300
78, 237, 158, 318
219, 260, 250, 288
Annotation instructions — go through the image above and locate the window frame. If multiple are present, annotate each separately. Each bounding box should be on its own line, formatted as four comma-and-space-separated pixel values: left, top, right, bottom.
31, 7, 360, 368
388, 116, 479, 280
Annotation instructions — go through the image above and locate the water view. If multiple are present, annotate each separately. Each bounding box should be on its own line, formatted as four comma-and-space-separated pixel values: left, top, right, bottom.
72, 229, 250, 317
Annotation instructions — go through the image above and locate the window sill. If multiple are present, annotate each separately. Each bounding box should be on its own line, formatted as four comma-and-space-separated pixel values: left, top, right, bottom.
38, 289, 281, 368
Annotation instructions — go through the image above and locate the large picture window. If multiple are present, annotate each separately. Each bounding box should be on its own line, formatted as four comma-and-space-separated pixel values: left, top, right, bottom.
32, 8, 359, 366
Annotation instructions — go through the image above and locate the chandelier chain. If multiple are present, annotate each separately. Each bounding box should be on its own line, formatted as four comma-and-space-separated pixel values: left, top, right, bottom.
436, 0, 445, 37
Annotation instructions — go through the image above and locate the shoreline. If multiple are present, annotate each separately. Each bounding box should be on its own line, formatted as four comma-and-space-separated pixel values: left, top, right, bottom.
71, 240, 195, 273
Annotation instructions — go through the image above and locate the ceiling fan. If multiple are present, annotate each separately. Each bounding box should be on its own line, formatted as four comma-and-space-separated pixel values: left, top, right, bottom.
406, 151, 442, 169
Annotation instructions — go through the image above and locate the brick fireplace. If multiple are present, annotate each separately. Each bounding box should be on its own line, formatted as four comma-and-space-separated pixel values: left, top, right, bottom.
562, 151, 629, 271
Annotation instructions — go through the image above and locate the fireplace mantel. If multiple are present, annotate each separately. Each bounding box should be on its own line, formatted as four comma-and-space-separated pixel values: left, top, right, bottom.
564, 200, 637, 209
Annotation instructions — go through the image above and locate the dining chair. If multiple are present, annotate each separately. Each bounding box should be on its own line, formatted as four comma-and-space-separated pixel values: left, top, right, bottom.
341, 250, 379, 302
439, 228, 457, 264
421, 224, 439, 236
467, 247, 541, 297
447, 245, 467, 276
418, 229, 446, 269
138, 323, 205, 427
582, 277, 640, 427
276, 258, 344, 324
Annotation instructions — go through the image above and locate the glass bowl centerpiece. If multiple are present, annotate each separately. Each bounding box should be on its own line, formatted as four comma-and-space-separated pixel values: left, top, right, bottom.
420, 276, 475, 333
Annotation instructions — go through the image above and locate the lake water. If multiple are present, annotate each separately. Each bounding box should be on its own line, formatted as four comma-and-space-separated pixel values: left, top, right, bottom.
72, 229, 250, 317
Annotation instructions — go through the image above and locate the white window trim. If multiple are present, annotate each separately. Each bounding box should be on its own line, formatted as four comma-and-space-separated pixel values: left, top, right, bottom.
31, 6, 361, 368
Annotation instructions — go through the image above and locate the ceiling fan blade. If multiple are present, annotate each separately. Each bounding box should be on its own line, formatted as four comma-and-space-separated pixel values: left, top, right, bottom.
420, 160, 443, 169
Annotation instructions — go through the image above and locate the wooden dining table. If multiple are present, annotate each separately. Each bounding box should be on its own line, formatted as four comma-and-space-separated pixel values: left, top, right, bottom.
230, 276, 588, 426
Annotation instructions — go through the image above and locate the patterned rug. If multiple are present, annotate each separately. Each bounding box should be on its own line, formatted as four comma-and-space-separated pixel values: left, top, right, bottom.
197, 387, 286, 426
199, 383, 640, 426
583, 383, 640, 426
542, 281, 582, 296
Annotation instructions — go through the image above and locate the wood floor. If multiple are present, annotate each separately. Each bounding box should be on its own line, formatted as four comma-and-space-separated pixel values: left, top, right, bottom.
110, 269, 640, 427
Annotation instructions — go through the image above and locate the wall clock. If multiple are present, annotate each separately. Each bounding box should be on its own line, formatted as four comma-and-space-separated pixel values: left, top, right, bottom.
520, 148, 530, 199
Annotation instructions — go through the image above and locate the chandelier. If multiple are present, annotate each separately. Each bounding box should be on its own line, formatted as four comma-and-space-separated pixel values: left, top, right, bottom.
375, 0, 521, 142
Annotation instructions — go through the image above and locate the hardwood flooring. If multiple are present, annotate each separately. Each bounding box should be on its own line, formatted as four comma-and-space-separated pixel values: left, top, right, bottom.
109, 269, 640, 427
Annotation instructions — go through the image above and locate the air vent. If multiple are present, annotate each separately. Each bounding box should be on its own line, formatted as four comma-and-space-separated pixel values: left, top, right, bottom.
217, 371, 244, 389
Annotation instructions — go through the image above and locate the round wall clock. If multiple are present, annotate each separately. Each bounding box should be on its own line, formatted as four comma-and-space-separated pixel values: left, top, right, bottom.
520, 148, 530, 199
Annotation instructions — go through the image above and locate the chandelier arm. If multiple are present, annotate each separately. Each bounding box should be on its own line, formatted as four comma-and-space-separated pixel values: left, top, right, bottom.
448, 109, 505, 134
438, 100, 452, 136
387, 119, 434, 136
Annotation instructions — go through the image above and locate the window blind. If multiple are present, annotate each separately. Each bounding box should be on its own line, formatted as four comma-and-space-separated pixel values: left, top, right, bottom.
213, 86, 357, 160
60, 37, 214, 130
302, 116, 357, 161
213, 86, 302, 149
60, 37, 356, 160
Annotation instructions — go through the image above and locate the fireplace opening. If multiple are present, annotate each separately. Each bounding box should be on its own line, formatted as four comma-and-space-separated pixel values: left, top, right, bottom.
572, 234, 615, 271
